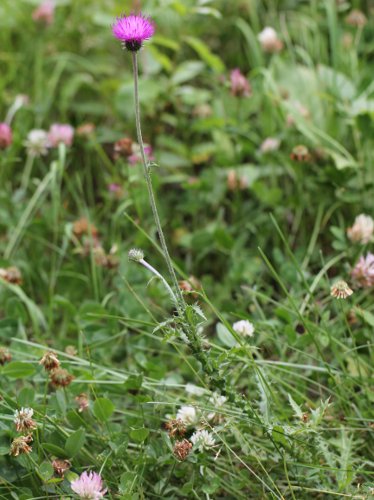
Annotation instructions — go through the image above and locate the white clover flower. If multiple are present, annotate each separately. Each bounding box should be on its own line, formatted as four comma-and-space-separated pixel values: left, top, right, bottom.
207, 392, 227, 421
260, 137, 280, 153
25, 129, 49, 156
347, 214, 374, 244
190, 429, 216, 451
258, 27, 283, 53
14, 407, 37, 433
209, 392, 227, 407
176, 405, 198, 425
233, 319, 255, 337
185, 383, 205, 396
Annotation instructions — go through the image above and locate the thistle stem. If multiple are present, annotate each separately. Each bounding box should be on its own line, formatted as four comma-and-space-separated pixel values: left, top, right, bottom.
131, 52, 185, 314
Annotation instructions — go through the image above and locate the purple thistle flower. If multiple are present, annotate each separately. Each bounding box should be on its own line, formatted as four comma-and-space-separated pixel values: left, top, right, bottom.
112, 13, 155, 51
71, 471, 107, 499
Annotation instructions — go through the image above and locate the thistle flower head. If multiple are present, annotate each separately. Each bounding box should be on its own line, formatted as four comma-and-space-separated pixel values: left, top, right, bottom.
128, 248, 144, 262
330, 280, 353, 299
112, 13, 155, 52
190, 429, 216, 451
233, 319, 255, 337
14, 407, 37, 433
70, 471, 107, 499
10, 434, 33, 456
0, 123, 12, 149
351, 253, 374, 288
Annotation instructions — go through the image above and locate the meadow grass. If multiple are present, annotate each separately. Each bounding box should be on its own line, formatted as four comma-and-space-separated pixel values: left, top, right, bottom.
0, 0, 373, 498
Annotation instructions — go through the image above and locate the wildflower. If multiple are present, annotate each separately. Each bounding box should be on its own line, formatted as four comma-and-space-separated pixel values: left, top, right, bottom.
185, 383, 205, 396
112, 13, 155, 52
351, 254, 374, 288
48, 124, 74, 148
208, 392, 227, 422
24, 129, 49, 156
330, 280, 353, 299
32, 0, 55, 26
290, 144, 311, 162
233, 319, 255, 337
128, 248, 144, 262
128, 143, 154, 165
190, 429, 216, 451
230, 69, 251, 98
114, 137, 133, 159
73, 218, 99, 239
52, 458, 71, 477
14, 408, 37, 433
0, 123, 12, 149
192, 104, 212, 118
0, 347, 11, 365
260, 137, 280, 153
108, 183, 123, 198
173, 439, 192, 461
258, 27, 283, 53
71, 471, 107, 499
10, 434, 33, 457
226, 170, 247, 191
347, 214, 374, 244
0, 266, 22, 285
39, 351, 60, 371
164, 418, 186, 438
65, 345, 77, 356
49, 368, 74, 388
76, 123, 95, 137
75, 393, 90, 412
345, 10, 367, 28
176, 405, 198, 425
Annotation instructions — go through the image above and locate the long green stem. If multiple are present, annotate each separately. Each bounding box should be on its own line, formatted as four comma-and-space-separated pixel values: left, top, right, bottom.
131, 52, 185, 313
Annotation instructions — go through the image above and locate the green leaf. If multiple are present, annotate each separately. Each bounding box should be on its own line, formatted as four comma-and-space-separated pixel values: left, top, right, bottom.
184, 36, 225, 73
38, 461, 54, 482
2, 362, 36, 379
171, 61, 205, 85
354, 307, 374, 327
93, 397, 115, 422
41, 443, 68, 458
65, 429, 85, 457
18, 387, 35, 406
216, 322, 237, 347
130, 428, 149, 443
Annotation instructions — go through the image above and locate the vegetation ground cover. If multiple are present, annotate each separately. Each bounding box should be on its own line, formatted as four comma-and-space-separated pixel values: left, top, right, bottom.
0, 0, 373, 498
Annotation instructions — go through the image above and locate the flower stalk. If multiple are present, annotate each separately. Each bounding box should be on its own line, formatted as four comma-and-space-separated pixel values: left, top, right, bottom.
131, 52, 185, 314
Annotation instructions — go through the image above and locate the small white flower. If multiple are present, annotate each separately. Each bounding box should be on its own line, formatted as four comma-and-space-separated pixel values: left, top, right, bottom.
190, 430, 216, 451
260, 137, 280, 153
25, 129, 49, 156
347, 214, 374, 244
209, 392, 227, 407
14, 407, 37, 432
233, 320, 255, 337
258, 27, 283, 53
176, 405, 198, 425
185, 383, 205, 396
